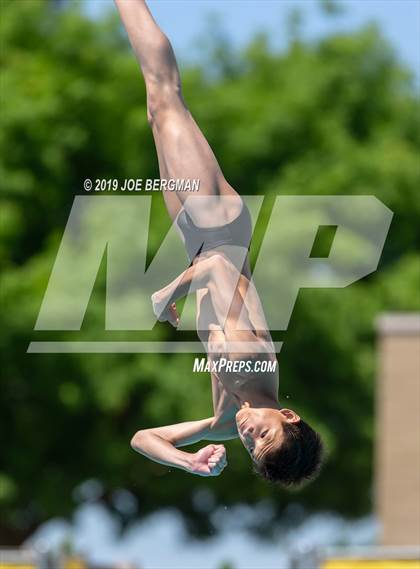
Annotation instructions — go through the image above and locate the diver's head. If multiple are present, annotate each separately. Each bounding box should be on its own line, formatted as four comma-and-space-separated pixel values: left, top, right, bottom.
235, 403, 324, 487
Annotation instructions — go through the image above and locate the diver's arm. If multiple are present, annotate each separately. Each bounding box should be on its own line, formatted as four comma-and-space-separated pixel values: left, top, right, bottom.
152, 254, 251, 331
237, 273, 275, 345
130, 417, 235, 476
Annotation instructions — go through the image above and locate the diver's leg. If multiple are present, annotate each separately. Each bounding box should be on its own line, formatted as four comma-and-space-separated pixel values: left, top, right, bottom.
115, 0, 183, 222
114, 0, 242, 226
153, 132, 183, 222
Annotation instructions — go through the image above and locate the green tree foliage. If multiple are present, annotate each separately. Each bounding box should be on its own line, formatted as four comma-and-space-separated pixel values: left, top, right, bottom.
1, 0, 419, 544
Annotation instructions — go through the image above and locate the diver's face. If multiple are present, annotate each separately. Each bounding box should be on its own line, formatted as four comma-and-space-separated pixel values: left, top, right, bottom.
235, 404, 300, 462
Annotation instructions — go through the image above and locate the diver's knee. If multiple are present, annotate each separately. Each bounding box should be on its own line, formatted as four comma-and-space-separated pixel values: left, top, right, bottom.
146, 82, 184, 127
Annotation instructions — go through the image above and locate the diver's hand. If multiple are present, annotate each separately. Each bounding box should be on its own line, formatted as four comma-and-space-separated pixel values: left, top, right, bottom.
189, 444, 227, 477
151, 291, 179, 327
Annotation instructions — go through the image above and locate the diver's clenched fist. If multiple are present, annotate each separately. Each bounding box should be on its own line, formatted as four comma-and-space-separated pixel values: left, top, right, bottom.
189, 444, 227, 477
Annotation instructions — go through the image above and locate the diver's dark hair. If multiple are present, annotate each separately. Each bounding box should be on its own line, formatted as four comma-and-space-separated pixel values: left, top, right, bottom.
254, 419, 324, 488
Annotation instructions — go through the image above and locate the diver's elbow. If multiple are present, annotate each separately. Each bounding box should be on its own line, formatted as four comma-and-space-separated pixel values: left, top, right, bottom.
130, 430, 146, 451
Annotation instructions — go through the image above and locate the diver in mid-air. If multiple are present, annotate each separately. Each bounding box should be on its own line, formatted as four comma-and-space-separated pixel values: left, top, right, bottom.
115, 0, 324, 486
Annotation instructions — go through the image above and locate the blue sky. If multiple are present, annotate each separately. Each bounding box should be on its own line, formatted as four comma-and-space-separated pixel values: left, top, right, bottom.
84, 0, 420, 79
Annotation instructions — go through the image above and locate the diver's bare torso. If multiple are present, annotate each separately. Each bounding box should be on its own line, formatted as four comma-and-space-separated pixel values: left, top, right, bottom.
193, 248, 279, 437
